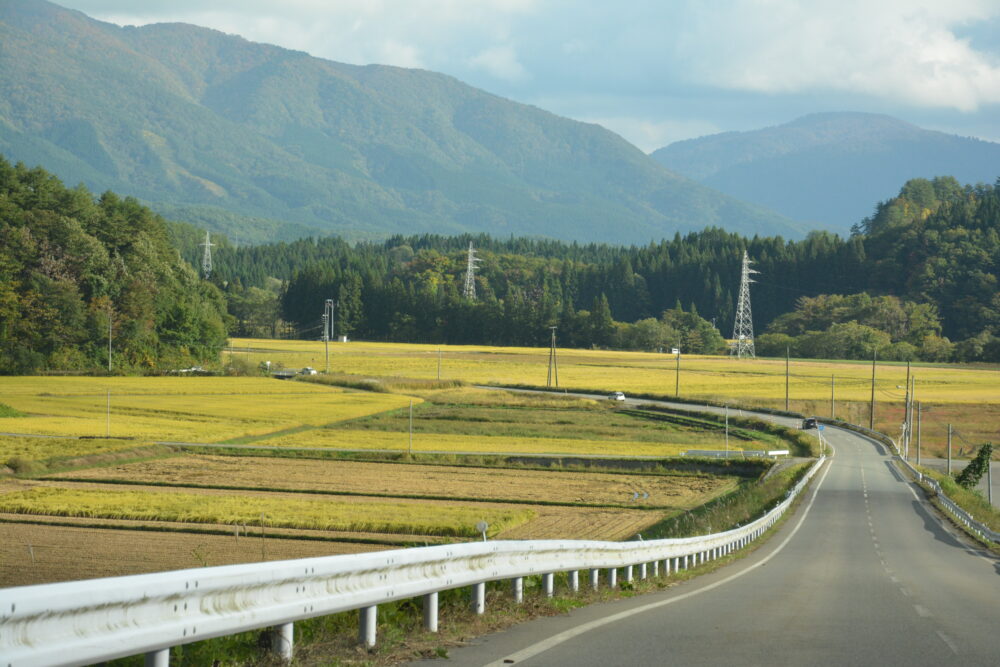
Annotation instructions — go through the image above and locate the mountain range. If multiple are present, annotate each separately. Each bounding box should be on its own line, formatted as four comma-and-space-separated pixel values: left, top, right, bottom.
0, 0, 803, 244
651, 112, 1000, 233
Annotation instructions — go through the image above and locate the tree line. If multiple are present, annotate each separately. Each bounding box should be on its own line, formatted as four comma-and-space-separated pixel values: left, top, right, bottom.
193, 176, 999, 361
5, 153, 998, 371
0, 158, 227, 374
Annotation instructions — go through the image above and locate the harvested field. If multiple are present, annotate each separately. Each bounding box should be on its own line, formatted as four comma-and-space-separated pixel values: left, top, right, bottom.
49, 455, 740, 508
0, 521, 388, 587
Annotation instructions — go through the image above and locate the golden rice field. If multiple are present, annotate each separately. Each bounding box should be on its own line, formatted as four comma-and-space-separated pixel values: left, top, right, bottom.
259, 428, 697, 457
229, 337, 1000, 405
0, 486, 533, 537
0, 376, 415, 441
50, 455, 739, 508
0, 521, 390, 587
0, 436, 157, 465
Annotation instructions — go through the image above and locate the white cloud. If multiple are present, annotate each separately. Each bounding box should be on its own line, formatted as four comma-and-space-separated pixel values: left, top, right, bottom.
469, 45, 528, 82
679, 0, 1000, 111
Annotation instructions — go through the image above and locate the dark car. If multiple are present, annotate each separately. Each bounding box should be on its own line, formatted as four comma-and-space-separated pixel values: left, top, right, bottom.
802, 417, 818, 429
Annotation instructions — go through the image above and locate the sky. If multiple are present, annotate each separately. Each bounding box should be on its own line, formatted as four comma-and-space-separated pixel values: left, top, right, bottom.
55, 0, 1000, 152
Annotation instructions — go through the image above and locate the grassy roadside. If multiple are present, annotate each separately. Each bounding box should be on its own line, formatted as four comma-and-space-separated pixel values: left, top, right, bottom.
906, 463, 1000, 551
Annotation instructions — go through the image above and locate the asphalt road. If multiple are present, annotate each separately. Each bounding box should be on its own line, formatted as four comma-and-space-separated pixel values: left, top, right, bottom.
413, 396, 1000, 666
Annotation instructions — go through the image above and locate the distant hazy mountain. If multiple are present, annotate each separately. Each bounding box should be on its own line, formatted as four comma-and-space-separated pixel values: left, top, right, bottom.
0, 0, 802, 244
651, 112, 1000, 233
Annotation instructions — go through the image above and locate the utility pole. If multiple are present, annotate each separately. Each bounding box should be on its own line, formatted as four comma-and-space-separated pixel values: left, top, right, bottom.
675, 349, 681, 397
916, 401, 922, 466
546, 327, 559, 388
725, 404, 729, 458
437, 348, 442, 380
830, 375, 835, 420
408, 400, 413, 455
947, 423, 952, 475
731, 251, 759, 358
107, 304, 113, 374
784, 347, 790, 411
869, 349, 877, 430
323, 299, 335, 373
907, 375, 916, 460
106, 389, 110, 437
903, 362, 911, 458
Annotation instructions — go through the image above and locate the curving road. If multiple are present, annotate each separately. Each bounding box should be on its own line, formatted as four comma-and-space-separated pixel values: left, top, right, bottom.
414, 399, 1000, 666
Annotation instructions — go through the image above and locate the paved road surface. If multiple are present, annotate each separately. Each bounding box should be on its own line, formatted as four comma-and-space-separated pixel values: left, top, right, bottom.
414, 396, 1000, 666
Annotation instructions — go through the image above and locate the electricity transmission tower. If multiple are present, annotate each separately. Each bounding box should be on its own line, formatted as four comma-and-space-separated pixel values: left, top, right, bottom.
462, 242, 480, 300
200, 231, 214, 280
731, 250, 759, 358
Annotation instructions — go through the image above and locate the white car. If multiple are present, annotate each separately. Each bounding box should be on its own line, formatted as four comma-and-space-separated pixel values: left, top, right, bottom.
299, 367, 318, 375
609, 391, 626, 401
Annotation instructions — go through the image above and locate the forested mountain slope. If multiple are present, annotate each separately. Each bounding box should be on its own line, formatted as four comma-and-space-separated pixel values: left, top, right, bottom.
0, 0, 800, 244
652, 112, 1000, 233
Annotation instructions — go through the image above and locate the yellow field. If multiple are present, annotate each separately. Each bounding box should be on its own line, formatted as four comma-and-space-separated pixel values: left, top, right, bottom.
51, 454, 739, 508
0, 376, 415, 441
0, 486, 533, 537
260, 428, 698, 457
0, 435, 157, 464
230, 338, 1000, 405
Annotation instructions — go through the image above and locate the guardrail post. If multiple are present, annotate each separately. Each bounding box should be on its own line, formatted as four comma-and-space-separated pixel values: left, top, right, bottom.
607, 567, 617, 589
423, 592, 438, 632
589, 568, 600, 590
543, 573, 554, 597
271, 622, 293, 661
512, 576, 524, 603
570, 570, 580, 592
663, 558, 670, 576
145, 649, 169, 667
651, 560, 659, 577
624, 565, 633, 583
639, 562, 647, 580
472, 582, 486, 614
359, 605, 377, 649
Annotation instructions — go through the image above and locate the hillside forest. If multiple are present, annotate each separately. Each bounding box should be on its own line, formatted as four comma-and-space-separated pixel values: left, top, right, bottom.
3, 154, 999, 373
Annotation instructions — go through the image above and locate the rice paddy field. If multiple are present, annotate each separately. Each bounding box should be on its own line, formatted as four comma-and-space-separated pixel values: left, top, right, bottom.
228, 338, 1000, 460
1, 377, 772, 586
5, 337, 990, 586
0, 376, 415, 441
228, 338, 1000, 405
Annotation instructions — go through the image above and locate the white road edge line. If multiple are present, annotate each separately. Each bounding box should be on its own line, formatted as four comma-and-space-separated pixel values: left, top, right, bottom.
937, 631, 960, 655
481, 457, 835, 667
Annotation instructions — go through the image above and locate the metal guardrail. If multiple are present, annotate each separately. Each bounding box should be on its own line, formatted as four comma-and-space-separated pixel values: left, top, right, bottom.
0, 458, 825, 666
824, 419, 1000, 545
